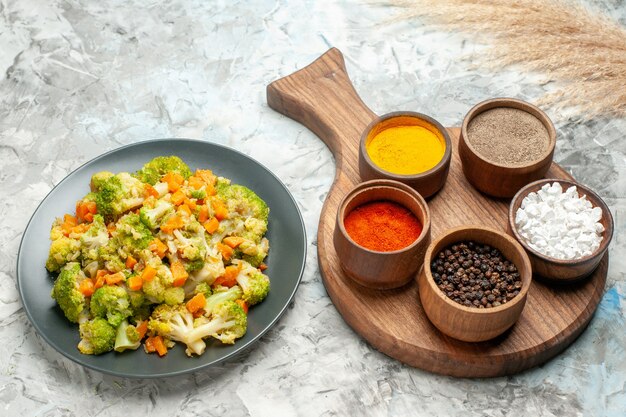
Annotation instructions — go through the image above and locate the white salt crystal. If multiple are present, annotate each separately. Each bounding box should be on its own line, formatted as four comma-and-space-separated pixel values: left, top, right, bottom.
514, 182, 604, 260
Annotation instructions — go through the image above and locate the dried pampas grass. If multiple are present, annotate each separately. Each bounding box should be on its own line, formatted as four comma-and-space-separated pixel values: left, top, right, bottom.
387, 0, 626, 119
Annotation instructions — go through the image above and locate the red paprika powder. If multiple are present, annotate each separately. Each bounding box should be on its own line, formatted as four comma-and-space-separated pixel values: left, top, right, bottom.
343, 200, 422, 252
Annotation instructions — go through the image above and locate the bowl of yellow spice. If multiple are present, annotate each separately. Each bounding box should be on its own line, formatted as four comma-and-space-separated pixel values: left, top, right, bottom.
359, 111, 452, 198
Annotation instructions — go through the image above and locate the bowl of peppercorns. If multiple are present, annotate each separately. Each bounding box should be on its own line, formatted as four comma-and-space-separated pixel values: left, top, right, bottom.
417, 226, 532, 342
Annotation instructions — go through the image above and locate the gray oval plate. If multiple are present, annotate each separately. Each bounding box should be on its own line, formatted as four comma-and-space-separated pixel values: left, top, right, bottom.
17, 139, 306, 378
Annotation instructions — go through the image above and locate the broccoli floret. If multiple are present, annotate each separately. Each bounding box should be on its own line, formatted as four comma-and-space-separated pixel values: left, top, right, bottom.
197, 301, 247, 345
148, 304, 206, 356
77, 317, 116, 355
46, 236, 81, 273
242, 217, 268, 243
189, 189, 206, 199
184, 259, 205, 272
233, 237, 269, 267
90, 286, 132, 327
172, 229, 207, 261
216, 184, 269, 225
114, 319, 141, 352
90, 171, 114, 192
205, 285, 242, 314
51, 262, 86, 323
139, 199, 174, 229
134, 156, 192, 185
234, 260, 270, 306
94, 173, 146, 221
164, 287, 185, 305
142, 265, 175, 304
80, 214, 109, 262
115, 213, 153, 253
193, 282, 212, 298
127, 289, 151, 319
98, 241, 125, 273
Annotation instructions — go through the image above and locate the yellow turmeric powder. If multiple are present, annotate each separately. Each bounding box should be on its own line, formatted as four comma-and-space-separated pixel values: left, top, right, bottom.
366, 120, 445, 175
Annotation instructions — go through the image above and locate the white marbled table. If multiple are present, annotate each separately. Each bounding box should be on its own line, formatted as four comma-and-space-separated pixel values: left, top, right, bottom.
1, 1, 625, 416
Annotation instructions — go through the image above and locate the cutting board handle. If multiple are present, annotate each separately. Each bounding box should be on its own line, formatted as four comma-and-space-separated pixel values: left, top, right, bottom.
267, 48, 377, 160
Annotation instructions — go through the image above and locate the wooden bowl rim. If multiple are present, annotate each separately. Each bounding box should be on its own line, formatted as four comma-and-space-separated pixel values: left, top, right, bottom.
422, 225, 532, 314
336, 179, 431, 255
359, 111, 452, 180
460, 97, 556, 170
508, 178, 614, 265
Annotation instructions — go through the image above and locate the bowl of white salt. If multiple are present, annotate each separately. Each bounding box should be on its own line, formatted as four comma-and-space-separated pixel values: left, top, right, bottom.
507, 179, 614, 282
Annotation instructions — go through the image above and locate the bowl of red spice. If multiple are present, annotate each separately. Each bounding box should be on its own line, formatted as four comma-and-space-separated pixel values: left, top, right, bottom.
334, 179, 431, 289
459, 98, 556, 198
417, 225, 532, 342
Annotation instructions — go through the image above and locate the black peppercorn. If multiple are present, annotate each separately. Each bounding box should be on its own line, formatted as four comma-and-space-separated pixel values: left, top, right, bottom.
430, 240, 522, 309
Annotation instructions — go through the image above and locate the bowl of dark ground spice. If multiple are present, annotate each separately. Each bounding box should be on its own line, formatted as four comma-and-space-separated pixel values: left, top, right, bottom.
334, 179, 431, 289
417, 226, 532, 342
459, 98, 556, 198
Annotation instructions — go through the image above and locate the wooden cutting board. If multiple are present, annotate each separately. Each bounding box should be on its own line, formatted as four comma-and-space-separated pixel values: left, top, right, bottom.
267, 48, 607, 377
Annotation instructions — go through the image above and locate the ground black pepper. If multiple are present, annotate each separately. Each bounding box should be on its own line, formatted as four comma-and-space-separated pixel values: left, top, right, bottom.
467, 107, 549, 166
430, 241, 522, 309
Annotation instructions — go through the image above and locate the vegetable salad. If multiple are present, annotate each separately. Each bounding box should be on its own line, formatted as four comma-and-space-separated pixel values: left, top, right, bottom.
46, 156, 270, 357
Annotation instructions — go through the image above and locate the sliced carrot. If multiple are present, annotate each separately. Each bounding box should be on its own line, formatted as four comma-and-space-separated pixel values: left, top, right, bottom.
78, 278, 95, 297
184, 198, 197, 211
160, 215, 184, 233
216, 242, 233, 261
144, 336, 156, 353
64, 214, 78, 226
186, 293, 206, 314
235, 299, 249, 314
83, 212, 94, 223
61, 214, 79, 236
214, 264, 240, 287
141, 265, 158, 282
196, 169, 216, 185
152, 335, 168, 357
148, 238, 167, 258
70, 223, 91, 235
259, 263, 268, 271
205, 183, 216, 196
126, 255, 138, 269
203, 217, 219, 234
198, 205, 209, 223
188, 176, 205, 190
163, 172, 184, 192
171, 190, 186, 205
192, 309, 205, 318
105, 272, 126, 285
212, 200, 229, 220
94, 270, 107, 289
223, 236, 245, 248
86, 201, 97, 214
225, 263, 241, 280
136, 321, 148, 340
144, 184, 160, 198
171, 260, 189, 287
177, 204, 192, 217
127, 274, 143, 291
76, 202, 89, 221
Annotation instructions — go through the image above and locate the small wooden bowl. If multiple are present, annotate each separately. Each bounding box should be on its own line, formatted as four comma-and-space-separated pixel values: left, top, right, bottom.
359, 111, 452, 199
508, 179, 614, 282
334, 179, 431, 289
417, 226, 532, 342
459, 98, 556, 198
